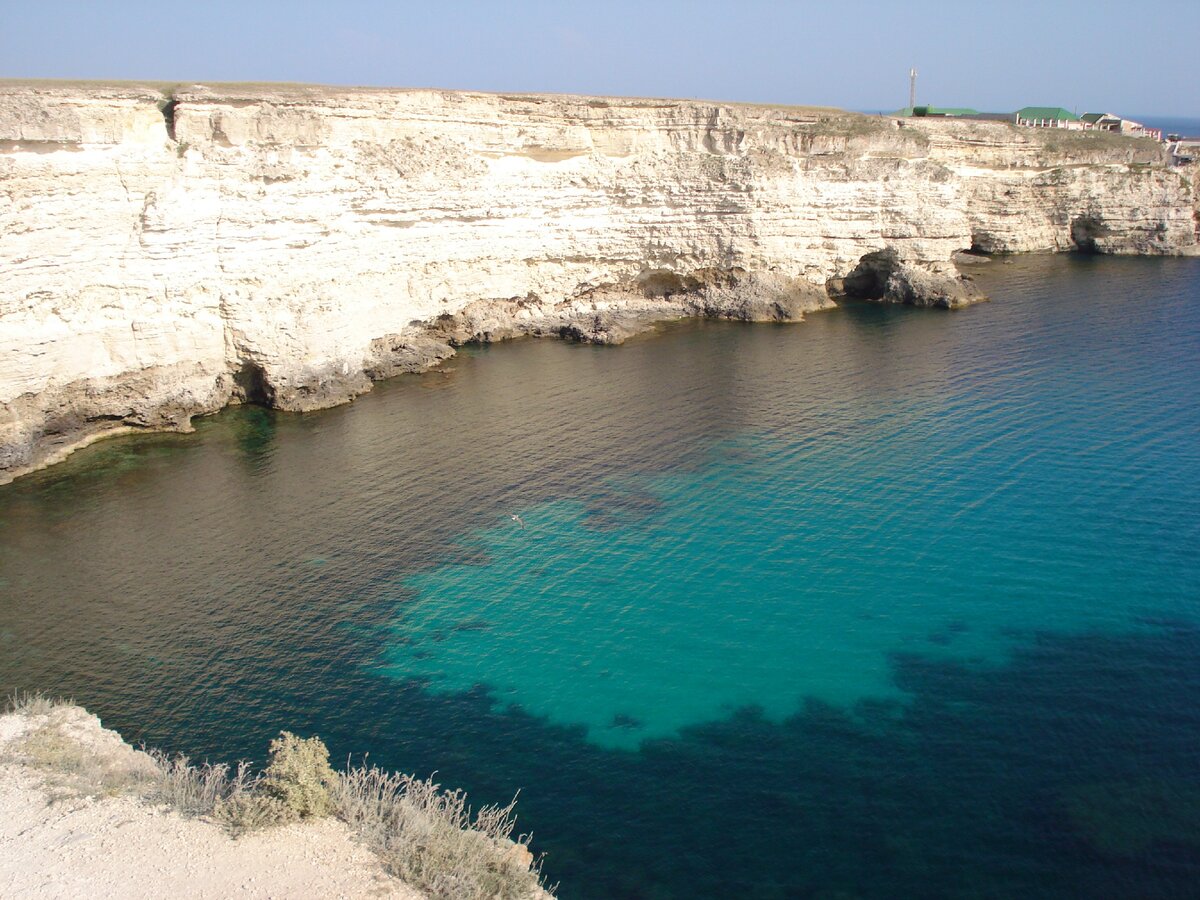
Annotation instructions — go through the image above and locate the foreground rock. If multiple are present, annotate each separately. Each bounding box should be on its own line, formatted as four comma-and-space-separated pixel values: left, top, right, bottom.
1, 81, 1197, 482
0, 705, 423, 899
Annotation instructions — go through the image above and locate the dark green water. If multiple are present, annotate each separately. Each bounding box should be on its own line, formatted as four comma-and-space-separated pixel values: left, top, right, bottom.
2, 254, 1199, 897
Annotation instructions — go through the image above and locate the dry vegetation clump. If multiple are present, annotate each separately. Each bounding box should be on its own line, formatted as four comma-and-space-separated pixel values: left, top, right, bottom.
200, 730, 340, 836
1032, 128, 1164, 164
148, 750, 269, 835
6, 691, 72, 717
799, 113, 932, 152
16, 723, 133, 791
333, 764, 547, 900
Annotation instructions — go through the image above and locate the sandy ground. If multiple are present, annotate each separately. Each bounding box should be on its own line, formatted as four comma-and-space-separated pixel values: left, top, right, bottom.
0, 709, 423, 899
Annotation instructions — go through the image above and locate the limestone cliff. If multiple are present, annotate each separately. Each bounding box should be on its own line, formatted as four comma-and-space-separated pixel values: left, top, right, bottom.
1, 81, 1197, 483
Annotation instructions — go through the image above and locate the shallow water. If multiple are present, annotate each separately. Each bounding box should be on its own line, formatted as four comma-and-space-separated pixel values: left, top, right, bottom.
2, 254, 1199, 897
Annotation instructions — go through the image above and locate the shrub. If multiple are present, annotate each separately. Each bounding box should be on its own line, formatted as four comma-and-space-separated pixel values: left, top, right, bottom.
260, 731, 337, 820
145, 746, 304, 836
213, 792, 293, 836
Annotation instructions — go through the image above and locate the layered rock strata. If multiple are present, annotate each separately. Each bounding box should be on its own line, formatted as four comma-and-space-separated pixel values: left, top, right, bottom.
2, 82, 1197, 482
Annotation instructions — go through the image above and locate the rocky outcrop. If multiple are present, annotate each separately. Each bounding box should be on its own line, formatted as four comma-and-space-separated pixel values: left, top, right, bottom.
1, 81, 1197, 482
830, 248, 984, 308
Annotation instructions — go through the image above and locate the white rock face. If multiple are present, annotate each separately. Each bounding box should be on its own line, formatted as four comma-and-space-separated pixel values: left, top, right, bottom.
1, 82, 1197, 482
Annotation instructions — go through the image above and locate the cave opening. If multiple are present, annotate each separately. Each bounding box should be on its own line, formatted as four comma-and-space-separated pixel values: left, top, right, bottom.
233, 362, 272, 406
637, 269, 687, 298
968, 232, 997, 255
1070, 216, 1109, 254
159, 99, 178, 142
841, 249, 899, 300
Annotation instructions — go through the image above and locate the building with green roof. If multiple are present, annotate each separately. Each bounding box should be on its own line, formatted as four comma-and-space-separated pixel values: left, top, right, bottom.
1015, 107, 1081, 127
893, 106, 980, 118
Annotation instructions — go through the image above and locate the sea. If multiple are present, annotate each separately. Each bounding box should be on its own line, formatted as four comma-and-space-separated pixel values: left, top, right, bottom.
1, 252, 1198, 898
1137, 116, 1200, 139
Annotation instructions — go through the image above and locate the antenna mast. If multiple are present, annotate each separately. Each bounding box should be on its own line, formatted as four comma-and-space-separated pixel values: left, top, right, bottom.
909, 67, 918, 109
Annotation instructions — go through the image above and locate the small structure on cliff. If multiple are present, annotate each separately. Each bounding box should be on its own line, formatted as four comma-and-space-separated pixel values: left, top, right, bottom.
1014, 107, 1084, 128
894, 105, 980, 118
1167, 138, 1199, 165
1012, 108, 1163, 140
893, 105, 1163, 140
893, 106, 1015, 123
1080, 112, 1163, 141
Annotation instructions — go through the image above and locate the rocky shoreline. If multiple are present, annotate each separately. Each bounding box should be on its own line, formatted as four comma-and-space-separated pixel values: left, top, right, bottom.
1, 81, 1196, 483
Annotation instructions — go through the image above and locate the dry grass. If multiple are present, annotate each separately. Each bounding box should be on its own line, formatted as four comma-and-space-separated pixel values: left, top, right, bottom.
5, 690, 73, 717
333, 764, 547, 900
1031, 128, 1165, 165
0, 77, 844, 119
16, 723, 147, 797
801, 113, 931, 148
147, 750, 258, 815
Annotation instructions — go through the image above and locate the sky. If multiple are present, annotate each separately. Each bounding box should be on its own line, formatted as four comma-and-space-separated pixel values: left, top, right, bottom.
1, 0, 1197, 116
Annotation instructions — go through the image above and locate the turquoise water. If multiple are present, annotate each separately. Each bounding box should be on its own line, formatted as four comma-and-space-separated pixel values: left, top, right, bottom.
2, 253, 1199, 897
387, 254, 1199, 754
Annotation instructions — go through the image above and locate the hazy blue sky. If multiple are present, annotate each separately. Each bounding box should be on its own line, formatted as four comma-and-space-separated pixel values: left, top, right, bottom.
2, 0, 1197, 115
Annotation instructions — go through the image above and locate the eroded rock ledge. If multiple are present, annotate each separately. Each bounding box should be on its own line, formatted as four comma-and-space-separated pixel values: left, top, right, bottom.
2, 81, 1197, 482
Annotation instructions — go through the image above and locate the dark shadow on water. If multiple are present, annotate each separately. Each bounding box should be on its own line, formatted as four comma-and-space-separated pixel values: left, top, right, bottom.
229, 404, 278, 467
581, 485, 667, 532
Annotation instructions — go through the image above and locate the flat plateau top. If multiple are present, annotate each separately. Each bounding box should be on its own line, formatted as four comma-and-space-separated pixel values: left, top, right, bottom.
0, 78, 846, 115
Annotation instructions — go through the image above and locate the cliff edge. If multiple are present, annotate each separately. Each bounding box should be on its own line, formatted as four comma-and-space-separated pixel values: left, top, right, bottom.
2, 81, 1197, 482
0, 698, 550, 899
0, 704, 422, 899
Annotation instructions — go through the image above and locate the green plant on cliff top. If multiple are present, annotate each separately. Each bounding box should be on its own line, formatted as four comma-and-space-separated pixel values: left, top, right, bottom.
260, 730, 337, 819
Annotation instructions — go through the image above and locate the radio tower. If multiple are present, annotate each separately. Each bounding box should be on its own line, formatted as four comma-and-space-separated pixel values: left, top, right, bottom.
909, 67, 918, 109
